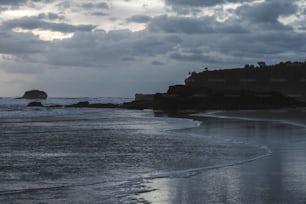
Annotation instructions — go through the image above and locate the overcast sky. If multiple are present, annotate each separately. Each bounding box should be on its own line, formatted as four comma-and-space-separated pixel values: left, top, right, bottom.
0, 0, 305, 97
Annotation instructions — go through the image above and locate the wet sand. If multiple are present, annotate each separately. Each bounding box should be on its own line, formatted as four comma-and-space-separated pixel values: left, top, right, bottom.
205, 108, 306, 127
138, 108, 306, 203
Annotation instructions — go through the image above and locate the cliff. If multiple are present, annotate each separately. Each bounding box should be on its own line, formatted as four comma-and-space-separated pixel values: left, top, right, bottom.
152, 61, 306, 111
185, 61, 306, 102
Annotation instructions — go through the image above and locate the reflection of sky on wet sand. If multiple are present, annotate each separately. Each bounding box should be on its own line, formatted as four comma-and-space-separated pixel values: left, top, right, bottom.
141, 179, 171, 203
138, 117, 306, 203
281, 139, 306, 201
140, 167, 243, 203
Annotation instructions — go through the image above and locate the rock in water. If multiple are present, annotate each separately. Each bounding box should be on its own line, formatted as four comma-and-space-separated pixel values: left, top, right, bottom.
22, 90, 48, 99
66, 101, 90, 107
27, 102, 43, 107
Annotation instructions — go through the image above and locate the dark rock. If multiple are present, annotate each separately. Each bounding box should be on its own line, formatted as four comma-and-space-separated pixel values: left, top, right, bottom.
135, 94, 154, 101
122, 100, 153, 110
22, 90, 48, 99
49, 105, 63, 108
184, 61, 306, 102
27, 102, 43, 107
167, 85, 192, 96
153, 90, 306, 111
65, 101, 120, 108
89, 103, 119, 108
66, 101, 90, 108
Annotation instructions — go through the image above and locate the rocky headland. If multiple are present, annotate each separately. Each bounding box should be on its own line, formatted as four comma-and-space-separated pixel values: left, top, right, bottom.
25, 61, 306, 111
124, 61, 306, 112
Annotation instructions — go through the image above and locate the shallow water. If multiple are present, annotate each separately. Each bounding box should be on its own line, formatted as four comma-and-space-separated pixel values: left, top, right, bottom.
140, 116, 306, 204
0, 99, 268, 203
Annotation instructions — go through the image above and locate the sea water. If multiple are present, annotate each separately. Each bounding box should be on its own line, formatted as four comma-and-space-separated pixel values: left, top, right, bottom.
0, 98, 269, 203
140, 113, 306, 204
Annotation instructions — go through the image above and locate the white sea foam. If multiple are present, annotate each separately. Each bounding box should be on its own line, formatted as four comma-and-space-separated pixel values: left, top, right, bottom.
154, 132, 271, 179
192, 111, 306, 128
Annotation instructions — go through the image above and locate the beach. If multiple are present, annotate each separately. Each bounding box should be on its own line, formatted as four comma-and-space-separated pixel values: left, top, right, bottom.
138, 108, 306, 203
1, 0, 305, 203
1, 99, 306, 203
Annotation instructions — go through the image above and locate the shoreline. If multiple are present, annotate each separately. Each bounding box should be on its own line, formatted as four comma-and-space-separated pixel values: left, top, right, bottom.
138, 108, 306, 203
190, 107, 306, 128
2, 102, 306, 203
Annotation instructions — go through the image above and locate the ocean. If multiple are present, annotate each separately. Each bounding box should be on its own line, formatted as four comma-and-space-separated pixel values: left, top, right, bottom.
1, 98, 305, 203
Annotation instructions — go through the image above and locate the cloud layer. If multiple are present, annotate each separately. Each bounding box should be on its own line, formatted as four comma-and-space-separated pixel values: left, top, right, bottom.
0, 0, 305, 97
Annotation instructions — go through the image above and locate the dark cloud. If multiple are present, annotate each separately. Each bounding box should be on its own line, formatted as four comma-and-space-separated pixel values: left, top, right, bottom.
0, 30, 180, 69
42, 31, 182, 67
237, 1, 297, 24
1, 0, 303, 68
0, 0, 28, 10
149, 0, 298, 35
0, 29, 46, 55
165, 0, 254, 7
170, 52, 218, 64
56, 1, 72, 11
122, 57, 136, 61
0, 0, 52, 7
90, 11, 107, 16
31, 0, 52, 2
0, 0, 28, 6
220, 32, 306, 57
148, 15, 214, 34
81, 2, 109, 9
38, 12, 65, 20
4, 16, 96, 33
152, 61, 165, 66
0, 0, 305, 97
148, 15, 247, 34
127, 15, 152, 23
80, 2, 110, 16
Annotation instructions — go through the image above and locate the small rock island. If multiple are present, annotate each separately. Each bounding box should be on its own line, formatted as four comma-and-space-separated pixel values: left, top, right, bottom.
22, 90, 48, 99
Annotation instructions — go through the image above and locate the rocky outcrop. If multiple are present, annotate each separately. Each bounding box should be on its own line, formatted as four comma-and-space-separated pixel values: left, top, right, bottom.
135, 94, 154, 101
89, 103, 119, 108
121, 93, 154, 110
153, 89, 305, 111
66, 101, 90, 107
65, 101, 120, 108
149, 61, 306, 111
185, 61, 306, 102
22, 90, 48, 99
27, 102, 43, 107
122, 100, 153, 110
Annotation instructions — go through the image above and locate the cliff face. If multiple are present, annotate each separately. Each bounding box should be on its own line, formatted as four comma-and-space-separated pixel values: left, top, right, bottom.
151, 62, 306, 111
153, 90, 303, 111
184, 62, 306, 102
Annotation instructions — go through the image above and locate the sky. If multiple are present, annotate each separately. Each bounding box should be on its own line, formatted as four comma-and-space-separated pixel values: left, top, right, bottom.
0, 0, 305, 97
